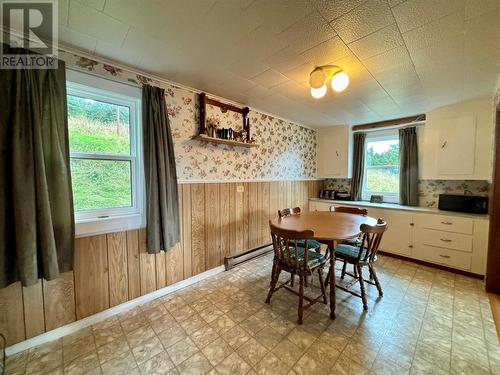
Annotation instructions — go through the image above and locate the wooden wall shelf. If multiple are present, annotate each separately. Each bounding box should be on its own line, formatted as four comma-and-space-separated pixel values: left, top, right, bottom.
193, 134, 259, 148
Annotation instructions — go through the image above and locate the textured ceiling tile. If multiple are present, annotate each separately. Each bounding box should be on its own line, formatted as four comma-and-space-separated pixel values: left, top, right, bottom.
242, 84, 274, 99
465, 0, 500, 20
362, 45, 413, 74
68, 1, 129, 45
402, 13, 464, 54
388, 0, 405, 7
59, 27, 97, 54
94, 32, 161, 69
104, 0, 172, 37
330, 54, 373, 84
74, 0, 105, 11
464, 9, 500, 61
300, 36, 351, 67
410, 36, 463, 74
349, 23, 404, 60
250, 69, 288, 89
392, 0, 464, 33
282, 62, 316, 84
216, 73, 258, 95
195, 1, 263, 46
245, 0, 312, 35
232, 27, 289, 61
310, 0, 368, 22
278, 11, 337, 53
330, 0, 394, 44
265, 47, 309, 73
227, 59, 270, 80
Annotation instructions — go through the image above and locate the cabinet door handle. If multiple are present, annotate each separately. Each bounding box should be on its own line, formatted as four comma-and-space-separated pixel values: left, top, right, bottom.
439, 254, 451, 259
441, 141, 447, 149
409, 223, 414, 226
336, 150, 339, 157
440, 221, 453, 225
440, 238, 452, 242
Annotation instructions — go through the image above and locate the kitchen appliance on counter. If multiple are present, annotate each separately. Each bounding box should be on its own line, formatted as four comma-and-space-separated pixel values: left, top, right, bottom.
319, 189, 351, 201
438, 194, 488, 214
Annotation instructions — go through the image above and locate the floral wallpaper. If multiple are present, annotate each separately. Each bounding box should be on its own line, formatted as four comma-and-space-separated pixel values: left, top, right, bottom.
61, 51, 317, 181
323, 178, 490, 207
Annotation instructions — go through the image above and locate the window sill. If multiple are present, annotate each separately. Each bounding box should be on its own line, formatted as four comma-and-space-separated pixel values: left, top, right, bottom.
75, 213, 145, 238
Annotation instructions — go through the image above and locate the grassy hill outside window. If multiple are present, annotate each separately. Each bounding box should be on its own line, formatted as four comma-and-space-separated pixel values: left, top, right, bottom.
0, 47, 74, 288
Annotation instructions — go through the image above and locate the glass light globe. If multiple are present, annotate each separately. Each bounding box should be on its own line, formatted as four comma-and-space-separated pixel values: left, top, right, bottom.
331, 71, 349, 92
310, 84, 327, 99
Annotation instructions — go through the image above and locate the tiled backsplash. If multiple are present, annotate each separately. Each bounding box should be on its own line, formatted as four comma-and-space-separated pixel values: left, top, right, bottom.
323, 179, 490, 207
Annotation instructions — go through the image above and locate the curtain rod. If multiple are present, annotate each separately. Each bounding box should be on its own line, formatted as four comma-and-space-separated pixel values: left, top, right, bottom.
352, 121, 425, 133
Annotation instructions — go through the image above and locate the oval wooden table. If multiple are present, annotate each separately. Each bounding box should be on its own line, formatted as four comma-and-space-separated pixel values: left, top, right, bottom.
270, 211, 378, 319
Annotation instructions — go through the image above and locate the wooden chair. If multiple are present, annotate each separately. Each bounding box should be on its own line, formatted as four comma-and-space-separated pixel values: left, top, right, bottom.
329, 205, 368, 216
266, 222, 328, 324
329, 206, 368, 278
325, 218, 387, 311
278, 207, 324, 287
278, 207, 323, 252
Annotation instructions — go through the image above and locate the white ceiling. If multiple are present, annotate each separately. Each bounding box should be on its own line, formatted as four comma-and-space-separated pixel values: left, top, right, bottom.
55, 0, 500, 127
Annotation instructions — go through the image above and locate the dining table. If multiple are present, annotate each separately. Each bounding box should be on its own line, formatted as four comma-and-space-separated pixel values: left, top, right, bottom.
270, 210, 378, 319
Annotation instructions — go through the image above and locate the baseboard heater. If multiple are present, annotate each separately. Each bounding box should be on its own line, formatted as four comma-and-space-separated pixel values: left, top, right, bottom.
224, 244, 273, 270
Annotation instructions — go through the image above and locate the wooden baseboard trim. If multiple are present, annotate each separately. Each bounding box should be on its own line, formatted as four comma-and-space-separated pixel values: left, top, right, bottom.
224, 244, 273, 270
488, 293, 500, 339
5, 265, 225, 356
378, 251, 484, 279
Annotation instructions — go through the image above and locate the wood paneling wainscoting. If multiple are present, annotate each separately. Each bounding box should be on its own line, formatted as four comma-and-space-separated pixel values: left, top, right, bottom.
0, 180, 321, 346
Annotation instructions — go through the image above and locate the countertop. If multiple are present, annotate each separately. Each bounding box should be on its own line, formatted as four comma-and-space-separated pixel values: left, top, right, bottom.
309, 198, 489, 220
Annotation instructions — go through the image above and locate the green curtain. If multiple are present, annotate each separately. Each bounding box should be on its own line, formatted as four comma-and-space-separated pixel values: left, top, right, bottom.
399, 127, 419, 206
0, 48, 74, 288
350, 132, 366, 201
142, 85, 180, 253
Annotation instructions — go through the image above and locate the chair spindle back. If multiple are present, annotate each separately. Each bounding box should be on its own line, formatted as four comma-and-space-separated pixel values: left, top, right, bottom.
330, 206, 368, 216
278, 207, 301, 218
358, 218, 387, 263
269, 221, 314, 270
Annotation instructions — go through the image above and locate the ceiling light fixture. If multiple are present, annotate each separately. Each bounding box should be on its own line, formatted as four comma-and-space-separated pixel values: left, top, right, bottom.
309, 65, 349, 98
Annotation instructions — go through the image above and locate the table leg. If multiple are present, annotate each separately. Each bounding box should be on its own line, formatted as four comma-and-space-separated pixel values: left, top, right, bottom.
329, 240, 336, 319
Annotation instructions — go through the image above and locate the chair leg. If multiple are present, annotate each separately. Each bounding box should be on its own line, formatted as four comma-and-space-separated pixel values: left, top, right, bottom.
340, 261, 347, 279
298, 274, 304, 324
318, 268, 327, 304
269, 262, 277, 287
266, 264, 281, 303
353, 265, 358, 278
291, 272, 295, 287
369, 264, 383, 297
324, 267, 330, 287
357, 265, 368, 311
368, 266, 374, 280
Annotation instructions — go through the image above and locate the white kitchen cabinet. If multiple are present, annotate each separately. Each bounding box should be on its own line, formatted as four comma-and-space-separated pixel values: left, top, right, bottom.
421, 98, 494, 180
316, 125, 351, 178
309, 199, 489, 275
436, 115, 476, 175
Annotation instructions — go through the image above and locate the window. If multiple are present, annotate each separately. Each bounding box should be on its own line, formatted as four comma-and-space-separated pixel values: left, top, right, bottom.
362, 132, 400, 203
67, 70, 143, 236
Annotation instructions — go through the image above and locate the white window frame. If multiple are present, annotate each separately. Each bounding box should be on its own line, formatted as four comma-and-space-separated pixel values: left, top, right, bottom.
66, 70, 144, 237
361, 130, 400, 203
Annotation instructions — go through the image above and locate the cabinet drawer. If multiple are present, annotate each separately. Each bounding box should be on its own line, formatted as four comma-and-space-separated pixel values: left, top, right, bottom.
416, 245, 472, 271
421, 229, 473, 253
419, 214, 473, 234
